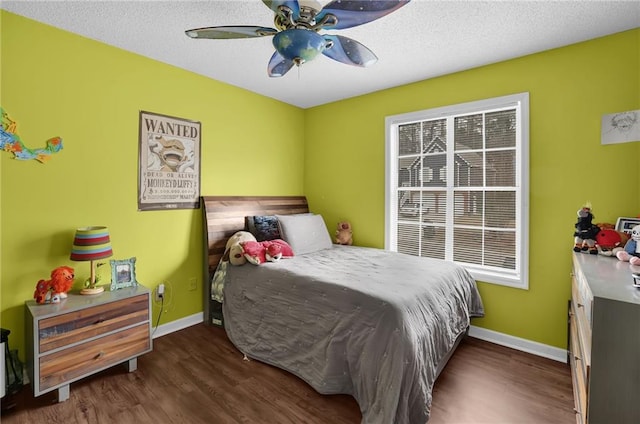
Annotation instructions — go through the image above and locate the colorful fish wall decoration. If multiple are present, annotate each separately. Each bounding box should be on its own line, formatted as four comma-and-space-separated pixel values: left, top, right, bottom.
1, 108, 63, 163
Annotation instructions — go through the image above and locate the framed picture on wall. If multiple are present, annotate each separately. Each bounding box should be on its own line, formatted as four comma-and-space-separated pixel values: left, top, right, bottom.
615, 217, 640, 235
138, 111, 201, 211
601, 109, 640, 145
110, 257, 139, 290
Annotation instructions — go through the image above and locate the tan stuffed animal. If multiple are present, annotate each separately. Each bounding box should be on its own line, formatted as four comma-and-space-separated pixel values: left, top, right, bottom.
225, 231, 257, 265
335, 221, 353, 245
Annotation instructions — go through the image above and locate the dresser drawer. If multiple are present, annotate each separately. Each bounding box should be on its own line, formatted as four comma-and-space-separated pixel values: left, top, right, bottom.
569, 307, 588, 424
571, 277, 592, 358
38, 294, 149, 353
39, 323, 150, 391
572, 264, 593, 328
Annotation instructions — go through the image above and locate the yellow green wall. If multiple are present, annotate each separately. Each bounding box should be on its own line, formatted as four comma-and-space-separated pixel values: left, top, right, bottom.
0, 11, 304, 356
305, 28, 640, 349
1, 10, 638, 358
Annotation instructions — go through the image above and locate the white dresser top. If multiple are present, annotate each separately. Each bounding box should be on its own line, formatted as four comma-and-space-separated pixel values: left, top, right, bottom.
573, 252, 640, 305
25, 285, 150, 319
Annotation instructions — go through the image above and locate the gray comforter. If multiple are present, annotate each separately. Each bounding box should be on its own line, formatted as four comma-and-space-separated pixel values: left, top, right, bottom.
221, 245, 484, 424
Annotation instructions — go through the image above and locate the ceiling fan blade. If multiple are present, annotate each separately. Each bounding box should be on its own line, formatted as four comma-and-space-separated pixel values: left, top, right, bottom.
268, 51, 295, 77
317, 0, 411, 30
262, 0, 300, 16
185, 26, 277, 39
322, 35, 377, 67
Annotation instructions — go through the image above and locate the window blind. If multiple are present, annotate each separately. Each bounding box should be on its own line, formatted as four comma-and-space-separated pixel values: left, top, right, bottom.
386, 93, 529, 289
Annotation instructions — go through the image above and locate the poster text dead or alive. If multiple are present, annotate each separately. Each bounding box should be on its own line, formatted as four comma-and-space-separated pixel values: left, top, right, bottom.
138, 111, 201, 211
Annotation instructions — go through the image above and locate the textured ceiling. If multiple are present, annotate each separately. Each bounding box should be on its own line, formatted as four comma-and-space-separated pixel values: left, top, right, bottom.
2, 0, 639, 108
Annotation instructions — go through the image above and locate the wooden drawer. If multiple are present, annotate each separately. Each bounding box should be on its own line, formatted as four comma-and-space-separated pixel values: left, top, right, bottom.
569, 305, 588, 424
38, 294, 149, 353
571, 278, 592, 360
572, 264, 593, 328
39, 323, 150, 391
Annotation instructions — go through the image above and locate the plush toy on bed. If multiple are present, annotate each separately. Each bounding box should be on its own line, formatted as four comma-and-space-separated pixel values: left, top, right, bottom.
335, 221, 353, 245
242, 239, 294, 265
616, 224, 640, 265
573, 205, 600, 254
225, 231, 257, 266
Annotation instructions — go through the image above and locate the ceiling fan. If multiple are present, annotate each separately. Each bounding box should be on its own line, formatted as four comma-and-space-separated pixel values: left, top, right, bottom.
185, 0, 411, 77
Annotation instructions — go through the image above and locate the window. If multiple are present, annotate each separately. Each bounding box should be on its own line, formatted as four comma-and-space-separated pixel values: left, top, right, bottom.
385, 93, 529, 289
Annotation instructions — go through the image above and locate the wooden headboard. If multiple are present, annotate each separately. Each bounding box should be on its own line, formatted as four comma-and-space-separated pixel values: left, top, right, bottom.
201, 196, 309, 325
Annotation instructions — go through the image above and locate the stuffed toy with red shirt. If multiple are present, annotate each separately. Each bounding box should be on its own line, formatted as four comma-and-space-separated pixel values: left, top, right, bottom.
242, 239, 294, 265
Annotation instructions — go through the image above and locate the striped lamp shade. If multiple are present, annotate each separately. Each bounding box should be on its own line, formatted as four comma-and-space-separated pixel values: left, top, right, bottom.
70, 226, 113, 261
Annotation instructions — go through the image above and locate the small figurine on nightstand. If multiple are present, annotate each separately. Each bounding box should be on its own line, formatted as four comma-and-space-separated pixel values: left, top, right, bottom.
616, 224, 640, 265
33, 266, 75, 304
82, 262, 106, 295
573, 205, 600, 254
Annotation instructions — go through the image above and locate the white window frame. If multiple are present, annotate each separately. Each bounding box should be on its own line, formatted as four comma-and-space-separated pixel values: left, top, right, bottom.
384, 92, 529, 289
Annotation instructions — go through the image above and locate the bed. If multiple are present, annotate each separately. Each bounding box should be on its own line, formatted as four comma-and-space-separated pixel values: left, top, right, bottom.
201, 196, 484, 424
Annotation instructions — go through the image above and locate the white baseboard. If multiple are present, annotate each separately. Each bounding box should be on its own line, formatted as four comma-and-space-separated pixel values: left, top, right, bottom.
152, 312, 204, 339
469, 325, 567, 363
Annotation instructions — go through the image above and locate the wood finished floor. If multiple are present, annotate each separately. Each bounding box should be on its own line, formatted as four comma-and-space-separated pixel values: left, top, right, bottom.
1, 323, 575, 424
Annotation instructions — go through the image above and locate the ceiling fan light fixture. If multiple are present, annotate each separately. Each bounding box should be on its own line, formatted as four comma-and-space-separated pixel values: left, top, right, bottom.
186, 0, 412, 76
273, 29, 327, 64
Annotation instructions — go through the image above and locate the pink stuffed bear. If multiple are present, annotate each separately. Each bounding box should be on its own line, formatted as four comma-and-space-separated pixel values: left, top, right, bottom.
241, 239, 294, 265
616, 224, 640, 265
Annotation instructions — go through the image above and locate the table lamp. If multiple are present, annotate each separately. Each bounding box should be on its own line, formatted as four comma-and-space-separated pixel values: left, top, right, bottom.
70, 226, 113, 295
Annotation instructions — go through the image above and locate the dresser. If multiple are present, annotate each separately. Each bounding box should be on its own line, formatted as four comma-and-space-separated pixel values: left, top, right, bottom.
569, 253, 640, 424
25, 286, 152, 402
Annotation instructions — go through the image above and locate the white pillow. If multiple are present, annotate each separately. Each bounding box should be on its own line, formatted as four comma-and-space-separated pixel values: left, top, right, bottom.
276, 213, 332, 255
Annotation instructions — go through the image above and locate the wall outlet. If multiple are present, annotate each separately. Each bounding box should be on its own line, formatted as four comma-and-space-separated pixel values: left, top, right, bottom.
155, 283, 165, 302
188, 277, 197, 291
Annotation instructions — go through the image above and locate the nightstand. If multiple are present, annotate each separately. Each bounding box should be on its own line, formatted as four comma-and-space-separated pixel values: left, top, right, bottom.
25, 286, 152, 402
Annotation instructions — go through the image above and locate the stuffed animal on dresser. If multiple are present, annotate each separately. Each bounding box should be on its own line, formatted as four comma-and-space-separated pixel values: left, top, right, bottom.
595, 228, 629, 257
33, 266, 75, 304
573, 206, 600, 254
616, 224, 640, 265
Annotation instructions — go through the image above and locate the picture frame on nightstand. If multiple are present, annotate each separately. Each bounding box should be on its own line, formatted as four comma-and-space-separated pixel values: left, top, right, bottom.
615, 217, 640, 235
110, 257, 139, 290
